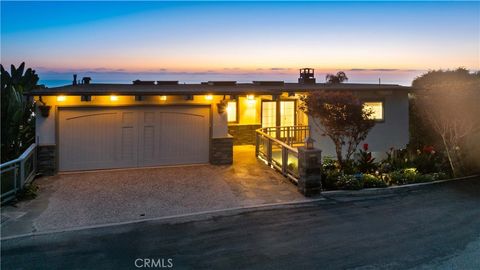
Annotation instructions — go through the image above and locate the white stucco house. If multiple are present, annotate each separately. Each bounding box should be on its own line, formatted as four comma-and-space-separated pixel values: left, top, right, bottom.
28, 69, 410, 180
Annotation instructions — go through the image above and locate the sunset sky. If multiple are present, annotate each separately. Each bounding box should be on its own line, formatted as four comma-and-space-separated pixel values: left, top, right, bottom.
1, 1, 479, 86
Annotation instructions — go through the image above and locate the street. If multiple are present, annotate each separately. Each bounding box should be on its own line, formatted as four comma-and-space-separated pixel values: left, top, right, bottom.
2, 177, 480, 270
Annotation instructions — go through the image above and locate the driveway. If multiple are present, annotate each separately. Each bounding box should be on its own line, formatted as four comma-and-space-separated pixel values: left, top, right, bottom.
1, 146, 305, 237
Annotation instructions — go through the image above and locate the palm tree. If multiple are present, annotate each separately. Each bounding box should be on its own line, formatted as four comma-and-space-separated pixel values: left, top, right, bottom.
326, 71, 349, 84
1, 62, 39, 162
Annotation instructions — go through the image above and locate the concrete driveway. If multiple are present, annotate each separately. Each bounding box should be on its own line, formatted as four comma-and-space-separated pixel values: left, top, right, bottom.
1, 146, 305, 237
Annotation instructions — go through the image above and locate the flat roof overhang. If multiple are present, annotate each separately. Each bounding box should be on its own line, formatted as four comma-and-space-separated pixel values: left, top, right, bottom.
26, 83, 411, 96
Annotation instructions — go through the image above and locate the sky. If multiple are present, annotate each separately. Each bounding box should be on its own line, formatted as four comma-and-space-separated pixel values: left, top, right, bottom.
1, 1, 479, 86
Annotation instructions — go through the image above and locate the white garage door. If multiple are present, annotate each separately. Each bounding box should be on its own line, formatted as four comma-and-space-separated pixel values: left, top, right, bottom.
58, 106, 210, 171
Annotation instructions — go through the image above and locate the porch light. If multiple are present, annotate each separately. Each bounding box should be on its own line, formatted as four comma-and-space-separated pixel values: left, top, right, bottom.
160, 95, 167, 101
304, 136, 315, 149
110, 95, 118, 101
247, 94, 255, 100
246, 94, 256, 105
205, 95, 213, 101
57, 95, 66, 102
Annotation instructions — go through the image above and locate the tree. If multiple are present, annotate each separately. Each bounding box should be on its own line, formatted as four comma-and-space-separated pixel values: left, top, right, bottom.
1, 62, 39, 163
300, 91, 376, 170
325, 71, 348, 84
412, 68, 480, 176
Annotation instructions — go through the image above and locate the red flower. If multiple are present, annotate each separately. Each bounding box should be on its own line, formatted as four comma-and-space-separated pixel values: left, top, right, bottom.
363, 143, 369, 151
423, 145, 434, 154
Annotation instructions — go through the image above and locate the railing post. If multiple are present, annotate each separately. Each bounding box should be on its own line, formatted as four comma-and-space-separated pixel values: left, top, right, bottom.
281, 146, 288, 175
267, 139, 272, 165
255, 132, 259, 157
19, 158, 26, 190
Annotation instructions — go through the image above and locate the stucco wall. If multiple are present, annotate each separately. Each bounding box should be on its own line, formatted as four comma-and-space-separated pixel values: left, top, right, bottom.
309, 90, 409, 160
35, 95, 229, 146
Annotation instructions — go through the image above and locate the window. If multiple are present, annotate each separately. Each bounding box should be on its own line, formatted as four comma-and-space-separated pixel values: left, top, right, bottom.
262, 101, 277, 128
227, 101, 237, 122
363, 101, 384, 120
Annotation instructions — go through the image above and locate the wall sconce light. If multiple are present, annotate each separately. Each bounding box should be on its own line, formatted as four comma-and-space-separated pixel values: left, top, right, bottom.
81, 95, 91, 102
57, 95, 66, 102
205, 95, 213, 101
110, 95, 118, 101
160, 95, 167, 101
37, 96, 51, 117
184, 95, 194, 100
304, 136, 315, 150
246, 94, 255, 105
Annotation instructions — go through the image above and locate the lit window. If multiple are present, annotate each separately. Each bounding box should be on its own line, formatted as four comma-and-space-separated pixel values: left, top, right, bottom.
364, 102, 384, 120
227, 101, 237, 122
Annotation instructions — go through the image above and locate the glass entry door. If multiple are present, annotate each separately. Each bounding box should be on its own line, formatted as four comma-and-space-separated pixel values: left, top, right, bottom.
262, 100, 296, 138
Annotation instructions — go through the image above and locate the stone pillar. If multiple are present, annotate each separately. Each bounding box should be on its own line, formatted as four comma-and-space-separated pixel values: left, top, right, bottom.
37, 145, 56, 176
210, 136, 233, 165
297, 146, 322, 196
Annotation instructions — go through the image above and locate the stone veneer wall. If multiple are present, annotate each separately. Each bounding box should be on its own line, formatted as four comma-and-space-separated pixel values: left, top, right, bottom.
228, 124, 261, 145
37, 145, 56, 176
210, 136, 233, 165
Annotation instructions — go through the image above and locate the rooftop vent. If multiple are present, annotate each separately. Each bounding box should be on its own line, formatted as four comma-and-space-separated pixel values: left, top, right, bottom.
156, 81, 179, 86
298, 68, 316, 84
133, 80, 155, 85
207, 81, 237, 86
253, 81, 284, 86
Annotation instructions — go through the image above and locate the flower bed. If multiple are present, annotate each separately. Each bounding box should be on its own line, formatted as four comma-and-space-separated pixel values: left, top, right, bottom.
321, 144, 451, 191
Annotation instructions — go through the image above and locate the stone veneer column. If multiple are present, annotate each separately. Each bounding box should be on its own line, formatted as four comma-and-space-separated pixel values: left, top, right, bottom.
37, 145, 56, 176
210, 136, 234, 165
297, 146, 322, 196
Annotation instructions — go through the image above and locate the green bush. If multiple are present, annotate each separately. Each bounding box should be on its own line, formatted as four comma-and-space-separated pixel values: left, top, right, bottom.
336, 174, 363, 190
322, 170, 341, 190
388, 168, 418, 185
363, 174, 388, 188
388, 168, 448, 185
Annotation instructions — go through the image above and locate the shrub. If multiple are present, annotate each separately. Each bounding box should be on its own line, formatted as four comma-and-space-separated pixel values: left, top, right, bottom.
363, 173, 388, 188
336, 174, 363, 190
322, 170, 341, 190
355, 144, 378, 173
388, 168, 418, 185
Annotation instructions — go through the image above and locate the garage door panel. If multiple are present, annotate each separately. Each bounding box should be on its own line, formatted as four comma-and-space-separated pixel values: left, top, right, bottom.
59, 106, 210, 171
59, 110, 120, 171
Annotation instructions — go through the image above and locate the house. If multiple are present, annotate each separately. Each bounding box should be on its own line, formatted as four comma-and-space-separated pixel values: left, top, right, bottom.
28, 69, 410, 176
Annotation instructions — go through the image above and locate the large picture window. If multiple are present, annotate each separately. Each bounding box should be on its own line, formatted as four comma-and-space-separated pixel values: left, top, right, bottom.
363, 101, 384, 121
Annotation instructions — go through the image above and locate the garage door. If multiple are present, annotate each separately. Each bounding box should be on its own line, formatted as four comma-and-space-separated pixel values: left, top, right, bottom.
58, 106, 210, 171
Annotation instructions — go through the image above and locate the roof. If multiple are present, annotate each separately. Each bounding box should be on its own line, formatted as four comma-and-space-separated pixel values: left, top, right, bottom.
28, 82, 411, 96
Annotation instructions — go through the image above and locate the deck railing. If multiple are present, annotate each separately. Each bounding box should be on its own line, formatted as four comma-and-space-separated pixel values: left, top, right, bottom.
1, 143, 37, 204
255, 126, 309, 183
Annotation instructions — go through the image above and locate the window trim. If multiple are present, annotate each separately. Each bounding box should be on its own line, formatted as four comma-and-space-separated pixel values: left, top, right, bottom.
362, 100, 385, 123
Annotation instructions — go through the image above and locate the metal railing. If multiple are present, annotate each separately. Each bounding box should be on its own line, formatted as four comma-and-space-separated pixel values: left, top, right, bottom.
255, 126, 309, 183
1, 143, 37, 204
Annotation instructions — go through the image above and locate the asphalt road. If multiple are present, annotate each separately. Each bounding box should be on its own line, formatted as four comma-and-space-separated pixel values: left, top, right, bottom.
2, 177, 480, 270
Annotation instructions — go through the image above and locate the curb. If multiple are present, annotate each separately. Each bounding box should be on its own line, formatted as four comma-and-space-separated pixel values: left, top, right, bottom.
0, 198, 328, 241
322, 174, 479, 198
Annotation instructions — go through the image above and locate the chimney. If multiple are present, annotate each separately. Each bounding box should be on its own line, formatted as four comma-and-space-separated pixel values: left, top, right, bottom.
82, 77, 92, 84
73, 74, 77, 85
298, 68, 316, 84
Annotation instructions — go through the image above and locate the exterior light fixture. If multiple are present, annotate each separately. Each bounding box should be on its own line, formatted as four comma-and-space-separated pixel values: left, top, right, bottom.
160, 95, 167, 101
247, 94, 255, 100
246, 94, 255, 105
304, 136, 315, 150
205, 95, 213, 101
57, 95, 66, 102
110, 95, 118, 101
